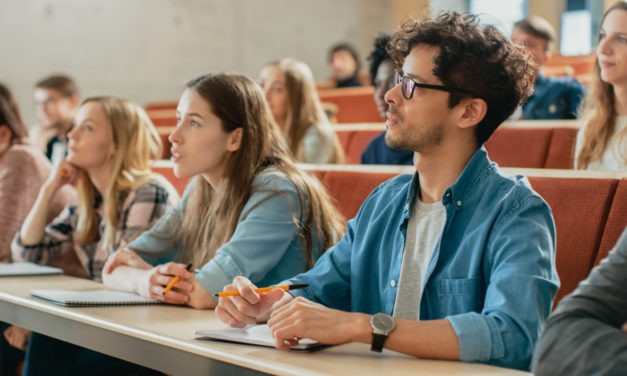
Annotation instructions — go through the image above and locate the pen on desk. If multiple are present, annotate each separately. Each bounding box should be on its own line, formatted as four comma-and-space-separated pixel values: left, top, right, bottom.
214, 283, 309, 297
162, 263, 193, 295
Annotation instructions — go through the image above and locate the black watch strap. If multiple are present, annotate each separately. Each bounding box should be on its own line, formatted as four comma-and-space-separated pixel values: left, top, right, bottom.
371, 333, 387, 352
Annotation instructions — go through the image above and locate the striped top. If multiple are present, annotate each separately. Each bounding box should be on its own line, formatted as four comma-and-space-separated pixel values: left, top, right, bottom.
12, 176, 178, 281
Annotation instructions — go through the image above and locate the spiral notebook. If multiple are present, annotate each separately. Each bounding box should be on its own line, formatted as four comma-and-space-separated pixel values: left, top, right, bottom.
30, 289, 160, 307
194, 324, 324, 351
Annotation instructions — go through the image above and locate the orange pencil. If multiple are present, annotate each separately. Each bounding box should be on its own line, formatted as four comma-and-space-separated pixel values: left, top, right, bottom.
162, 263, 193, 295
214, 283, 309, 297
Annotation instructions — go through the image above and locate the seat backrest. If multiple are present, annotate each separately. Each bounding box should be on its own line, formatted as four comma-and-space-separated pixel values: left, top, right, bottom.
485, 128, 552, 168
318, 87, 380, 123
529, 176, 618, 304
596, 178, 627, 265
319, 170, 400, 221
544, 127, 579, 169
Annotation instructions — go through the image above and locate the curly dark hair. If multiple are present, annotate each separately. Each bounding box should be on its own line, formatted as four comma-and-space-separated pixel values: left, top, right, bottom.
389, 12, 534, 146
367, 33, 391, 86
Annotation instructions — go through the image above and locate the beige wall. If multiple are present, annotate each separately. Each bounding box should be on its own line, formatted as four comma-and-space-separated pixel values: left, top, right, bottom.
0, 0, 394, 125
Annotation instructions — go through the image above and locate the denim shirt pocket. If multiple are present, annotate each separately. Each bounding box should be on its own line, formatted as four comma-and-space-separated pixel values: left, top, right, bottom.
438, 278, 482, 315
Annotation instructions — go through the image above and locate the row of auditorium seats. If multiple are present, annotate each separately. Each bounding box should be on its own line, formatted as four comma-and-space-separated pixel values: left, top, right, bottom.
334, 121, 581, 167
155, 120, 581, 169
144, 86, 382, 124
151, 160, 626, 306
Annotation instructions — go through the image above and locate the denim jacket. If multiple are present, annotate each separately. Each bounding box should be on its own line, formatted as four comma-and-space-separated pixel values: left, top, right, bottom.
522, 74, 584, 120
129, 169, 320, 300
288, 147, 559, 370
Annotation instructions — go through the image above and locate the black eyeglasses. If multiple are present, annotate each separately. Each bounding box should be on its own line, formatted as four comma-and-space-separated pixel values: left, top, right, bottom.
396, 74, 477, 100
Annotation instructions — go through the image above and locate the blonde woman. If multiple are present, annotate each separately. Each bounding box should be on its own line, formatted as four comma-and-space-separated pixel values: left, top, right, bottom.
258, 58, 345, 163
575, 1, 627, 171
103, 73, 345, 310
13, 97, 178, 375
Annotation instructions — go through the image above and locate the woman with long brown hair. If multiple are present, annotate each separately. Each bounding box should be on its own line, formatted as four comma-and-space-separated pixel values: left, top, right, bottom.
575, 1, 627, 171
258, 58, 345, 163
103, 73, 344, 309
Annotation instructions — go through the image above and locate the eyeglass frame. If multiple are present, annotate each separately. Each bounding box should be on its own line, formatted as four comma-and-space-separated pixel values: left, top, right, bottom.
396, 73, 478, 100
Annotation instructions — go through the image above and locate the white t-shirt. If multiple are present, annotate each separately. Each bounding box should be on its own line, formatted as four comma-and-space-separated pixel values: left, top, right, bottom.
392, 197, 446, 320
576, 116, 627, 172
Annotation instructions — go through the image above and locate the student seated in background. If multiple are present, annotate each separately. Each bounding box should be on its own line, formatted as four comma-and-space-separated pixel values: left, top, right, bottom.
328, 43, 363, 88
216, 12, 559, 371
102, 73, 344, 310
258, 58, 345, 164
576, 1, 627, 172
361, 33, 414, 165
32, 74, 79, 166
511, 16, 585, 120
0, 83, 76, 376
532, 228, 627, 375
12, 96, 178, 376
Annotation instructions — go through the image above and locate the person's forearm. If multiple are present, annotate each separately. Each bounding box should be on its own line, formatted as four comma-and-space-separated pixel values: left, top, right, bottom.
350, 316, 460, 360
19, 184, 57, 245
102, 266, 149, 296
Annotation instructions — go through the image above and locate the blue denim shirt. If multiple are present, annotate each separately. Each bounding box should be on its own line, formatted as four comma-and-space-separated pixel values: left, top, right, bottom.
130, 170, 320, 301
287, 147, 559, 370
522, 74, 585, 120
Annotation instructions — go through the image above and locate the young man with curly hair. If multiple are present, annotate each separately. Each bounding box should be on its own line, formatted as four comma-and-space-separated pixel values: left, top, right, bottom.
216, 12, 559, 371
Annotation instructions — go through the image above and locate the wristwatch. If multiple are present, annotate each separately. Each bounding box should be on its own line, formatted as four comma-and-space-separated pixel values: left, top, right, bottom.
370, 313, 395, 352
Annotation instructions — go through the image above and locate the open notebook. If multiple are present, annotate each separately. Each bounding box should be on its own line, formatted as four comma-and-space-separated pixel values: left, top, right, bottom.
0, 262, 62, 277
30, 289, 160, 307
195, 324, 323, 351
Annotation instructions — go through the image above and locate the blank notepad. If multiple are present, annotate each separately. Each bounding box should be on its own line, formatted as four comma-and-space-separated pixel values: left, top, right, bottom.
30, 289, 160, 307
195, 324, 323, 351
0, 262, 62, 276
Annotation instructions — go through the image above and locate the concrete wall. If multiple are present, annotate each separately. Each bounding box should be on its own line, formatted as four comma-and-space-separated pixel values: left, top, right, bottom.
0, 0, 393, 125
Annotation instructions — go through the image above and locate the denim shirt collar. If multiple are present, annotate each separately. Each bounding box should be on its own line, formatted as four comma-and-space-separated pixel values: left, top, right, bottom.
403, 146, 493, 217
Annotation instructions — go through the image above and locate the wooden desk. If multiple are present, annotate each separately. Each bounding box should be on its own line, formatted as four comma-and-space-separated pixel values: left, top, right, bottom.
0, 275, 531, 375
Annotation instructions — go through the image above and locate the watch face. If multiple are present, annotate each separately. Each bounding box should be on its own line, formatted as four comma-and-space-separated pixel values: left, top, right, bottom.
372, 313, 395, 331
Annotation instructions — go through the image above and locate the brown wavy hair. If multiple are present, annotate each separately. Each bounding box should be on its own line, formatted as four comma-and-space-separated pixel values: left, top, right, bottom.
576, 1, 627, 169
179, 73, 344, 268
0, 83, 28, 144
388, 11, 534, 146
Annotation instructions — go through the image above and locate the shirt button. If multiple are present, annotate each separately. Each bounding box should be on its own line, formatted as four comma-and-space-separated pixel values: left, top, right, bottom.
456, 200, 463, 207
390, 280, 397, 287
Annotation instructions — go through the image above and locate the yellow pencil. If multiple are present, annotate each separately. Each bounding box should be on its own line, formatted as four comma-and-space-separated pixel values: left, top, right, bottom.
214, 284, 309, 297
162, 263, 193, 295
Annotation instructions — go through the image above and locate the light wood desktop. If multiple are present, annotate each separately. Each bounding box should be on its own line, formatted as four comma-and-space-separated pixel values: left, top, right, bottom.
0, 274, 532, 375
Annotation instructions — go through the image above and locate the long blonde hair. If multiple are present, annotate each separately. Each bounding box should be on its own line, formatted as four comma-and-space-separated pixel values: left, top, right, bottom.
267, 58, 345, 163
179, 73, 344, 268
576, 1, 627, 169
74, 97, 163, 248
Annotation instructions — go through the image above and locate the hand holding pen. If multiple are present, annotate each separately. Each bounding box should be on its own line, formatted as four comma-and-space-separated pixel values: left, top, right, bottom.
215, 276, 297, 328
146, 262, 195, 304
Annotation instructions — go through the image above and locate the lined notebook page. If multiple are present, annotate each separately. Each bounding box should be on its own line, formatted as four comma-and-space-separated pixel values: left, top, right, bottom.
195, 324, 322, 351
30, 289, 160, 307
0, 263, 62, 276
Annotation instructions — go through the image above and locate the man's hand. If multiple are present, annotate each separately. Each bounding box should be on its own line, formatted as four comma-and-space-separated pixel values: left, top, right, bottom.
215, 276, 292, 327
267, 297, 370, 350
